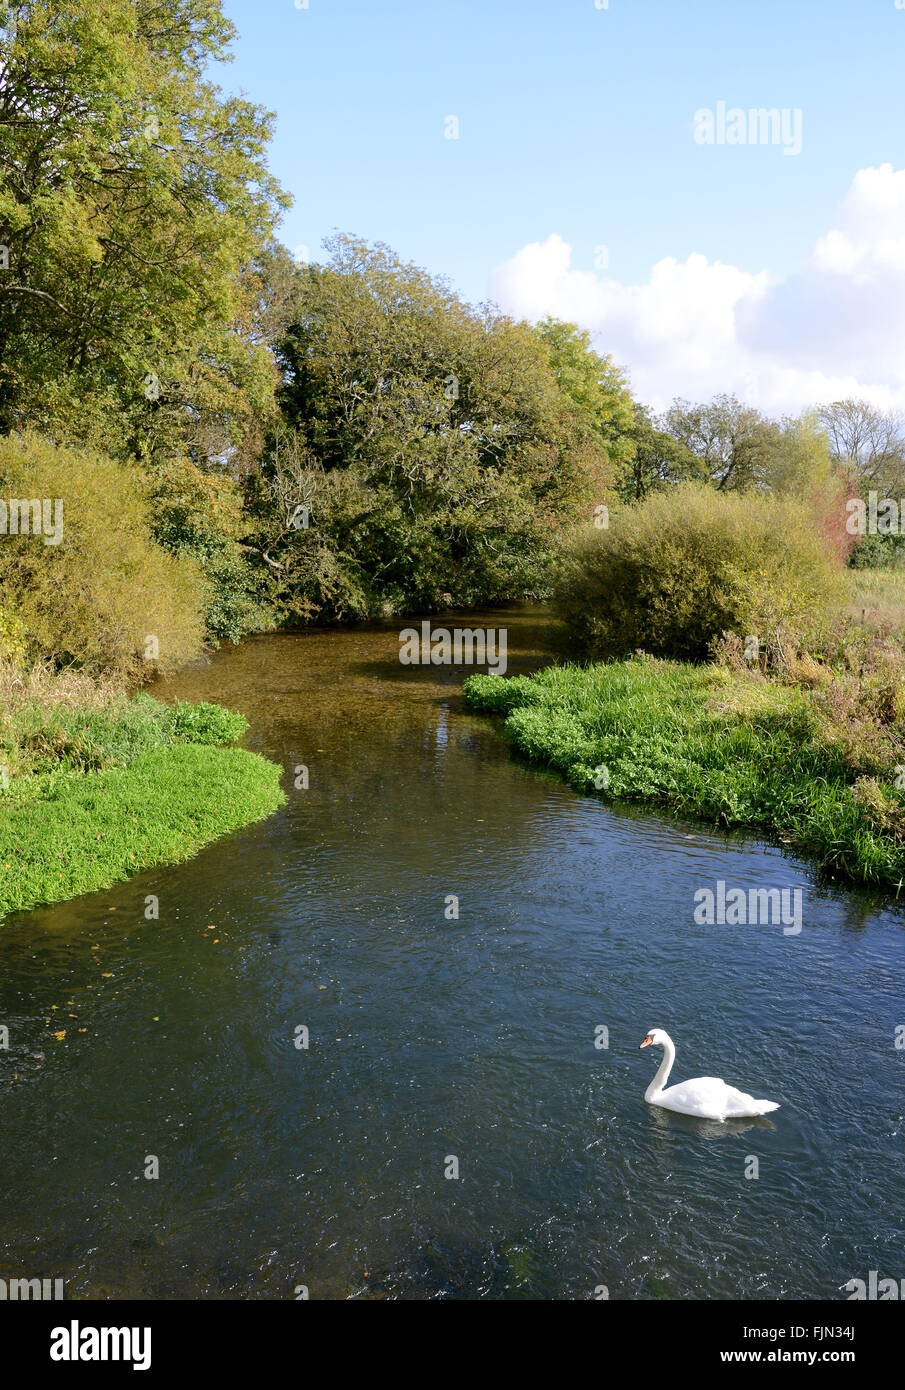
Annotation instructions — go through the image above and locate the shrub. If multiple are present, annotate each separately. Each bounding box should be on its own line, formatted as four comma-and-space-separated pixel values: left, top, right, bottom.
0, 608, 26, 664
555, 483, 845, 662
143, 455, 274, 644
0, 432, 207, 679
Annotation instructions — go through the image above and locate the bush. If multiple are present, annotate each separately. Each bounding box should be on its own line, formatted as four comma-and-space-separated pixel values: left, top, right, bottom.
555, 483, 845, 662
848, 530, 905, 570
143, 455, 274, 644
0, 608, 26, 664
0, 432, 207, 679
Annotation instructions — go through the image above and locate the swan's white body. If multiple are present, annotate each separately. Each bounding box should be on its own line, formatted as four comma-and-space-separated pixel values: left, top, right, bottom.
640, 1028, 779, 1121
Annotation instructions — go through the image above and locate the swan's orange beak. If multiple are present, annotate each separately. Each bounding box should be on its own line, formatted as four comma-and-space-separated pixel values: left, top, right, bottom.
640, 1036, 652, 1048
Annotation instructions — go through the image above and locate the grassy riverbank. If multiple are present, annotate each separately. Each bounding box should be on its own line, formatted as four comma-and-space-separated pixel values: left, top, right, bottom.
464, 657, 905, 887
0, 666, 285, 919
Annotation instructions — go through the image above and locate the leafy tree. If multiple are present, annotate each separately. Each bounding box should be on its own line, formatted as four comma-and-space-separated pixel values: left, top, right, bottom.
254, 236, 605, 618
764, 412, 855, 571
532, 317, 635, 488
0, 0, 287, 459
0, 0, 290, 639
665, 394, 782, 492
618, 403, 703, 501
818, 399, 905, 491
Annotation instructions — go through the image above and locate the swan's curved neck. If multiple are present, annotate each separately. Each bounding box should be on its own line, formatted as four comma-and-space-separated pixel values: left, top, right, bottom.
645, 1037, 675, 1101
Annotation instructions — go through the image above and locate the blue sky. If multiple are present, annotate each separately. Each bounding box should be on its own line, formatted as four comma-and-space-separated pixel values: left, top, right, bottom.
212, 0, 905, 413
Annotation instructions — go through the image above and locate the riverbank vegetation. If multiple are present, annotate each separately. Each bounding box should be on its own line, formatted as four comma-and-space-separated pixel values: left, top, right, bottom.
0, 660, 284, 918
465, 440, 905, 885
464, 633, 905, 887
5, 0, 905, 905
2, 4, 903, 652
554, 478, 848, 663
0, 0, 650, 910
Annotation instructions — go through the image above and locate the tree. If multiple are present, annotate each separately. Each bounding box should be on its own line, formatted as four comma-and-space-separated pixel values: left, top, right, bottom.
532, 316, 636, 491
618, 403, 703, 501
664, 394, 781, 492
762, 412, 855, 569
818, 399, 905, 491
255, 236, 605, 618
0, 0, 288, 466
818, 400, 905, 569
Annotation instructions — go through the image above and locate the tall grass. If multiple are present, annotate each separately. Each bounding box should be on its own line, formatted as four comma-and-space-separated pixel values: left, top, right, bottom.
0, 658, 247, 780
846, 567, 905, 631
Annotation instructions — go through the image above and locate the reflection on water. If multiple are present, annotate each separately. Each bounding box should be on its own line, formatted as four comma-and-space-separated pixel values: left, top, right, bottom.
1, 605, 904, 1299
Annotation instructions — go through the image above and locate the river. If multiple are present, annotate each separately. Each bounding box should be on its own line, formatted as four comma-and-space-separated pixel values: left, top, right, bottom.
1, 606, 903, 1299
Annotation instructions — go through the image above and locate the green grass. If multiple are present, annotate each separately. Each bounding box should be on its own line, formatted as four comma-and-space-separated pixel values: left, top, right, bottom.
1, 691, 248, 779
0, 692, 285, 919
464, 658, 905, 887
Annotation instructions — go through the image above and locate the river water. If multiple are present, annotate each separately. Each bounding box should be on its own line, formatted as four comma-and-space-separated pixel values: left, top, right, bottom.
1, 606, 903, 1299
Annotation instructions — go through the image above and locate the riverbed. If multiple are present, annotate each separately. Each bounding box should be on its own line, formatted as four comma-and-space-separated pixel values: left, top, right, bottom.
1, 607, 903, 1298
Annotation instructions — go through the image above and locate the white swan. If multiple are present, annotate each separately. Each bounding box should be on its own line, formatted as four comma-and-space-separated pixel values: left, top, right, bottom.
640, 1028, 779, 1121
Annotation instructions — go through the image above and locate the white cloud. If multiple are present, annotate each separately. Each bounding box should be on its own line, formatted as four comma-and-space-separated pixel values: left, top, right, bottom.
488, 164, 905, 417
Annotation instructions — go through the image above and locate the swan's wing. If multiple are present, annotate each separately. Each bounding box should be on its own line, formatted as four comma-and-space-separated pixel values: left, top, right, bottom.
657, 1076, 780, 1119
660, 1077, 728, 1114
721, 1085, 780, 1116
